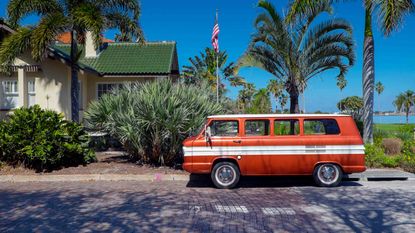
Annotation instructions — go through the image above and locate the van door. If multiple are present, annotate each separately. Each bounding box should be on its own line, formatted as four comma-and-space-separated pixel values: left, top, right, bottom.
191, 119, 242, 173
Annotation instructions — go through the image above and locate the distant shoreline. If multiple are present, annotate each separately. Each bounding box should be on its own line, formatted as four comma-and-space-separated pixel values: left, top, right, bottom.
374, 113, 413, 116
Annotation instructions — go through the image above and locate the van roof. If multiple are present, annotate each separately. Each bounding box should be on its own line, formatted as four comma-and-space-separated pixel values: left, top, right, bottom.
207, 114, 351, 119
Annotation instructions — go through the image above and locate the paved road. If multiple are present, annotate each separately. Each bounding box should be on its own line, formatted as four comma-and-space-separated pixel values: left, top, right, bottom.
0, 177, 414, 232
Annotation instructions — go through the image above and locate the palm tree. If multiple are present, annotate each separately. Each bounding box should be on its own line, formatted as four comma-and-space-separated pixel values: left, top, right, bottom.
182, 48, 245, 96
375, 81, 384, 114
394, 90, 415, 124
0, 0, 143, 122
267, 79, 285, 113
247, 88, 272, 114
237, 83, 256, 112
238, 0, 355, 114
337, 96, 364, 120
337, 75, 347, 112
287, 0, 414, 143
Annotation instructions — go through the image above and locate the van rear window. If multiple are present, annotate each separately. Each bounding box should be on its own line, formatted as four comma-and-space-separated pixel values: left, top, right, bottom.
304, 119, 340, 135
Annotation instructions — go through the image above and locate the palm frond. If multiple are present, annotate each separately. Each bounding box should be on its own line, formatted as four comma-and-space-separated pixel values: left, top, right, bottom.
0, 27, 33, 74
376, 0, 414, 36
7, 0, 62, 27
31, 12, 68, 61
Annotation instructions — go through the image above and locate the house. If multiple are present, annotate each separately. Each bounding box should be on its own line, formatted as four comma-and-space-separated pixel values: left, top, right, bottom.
0, 24, 179, 120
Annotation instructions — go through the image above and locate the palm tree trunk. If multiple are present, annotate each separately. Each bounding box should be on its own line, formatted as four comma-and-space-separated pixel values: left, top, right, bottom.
362, 7, 375, 144
406, 113, 409, 124
289, 93, 300, 114
70, 30, 80, 122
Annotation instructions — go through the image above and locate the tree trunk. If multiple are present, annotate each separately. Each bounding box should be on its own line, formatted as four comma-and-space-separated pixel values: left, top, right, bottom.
70, 30, 80, 122
362, 8, 375, 144
289, 93, 300, 114
406, 112, 409, 124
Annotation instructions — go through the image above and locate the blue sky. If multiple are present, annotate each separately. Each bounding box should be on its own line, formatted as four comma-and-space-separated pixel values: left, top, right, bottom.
1, 0, 415, 112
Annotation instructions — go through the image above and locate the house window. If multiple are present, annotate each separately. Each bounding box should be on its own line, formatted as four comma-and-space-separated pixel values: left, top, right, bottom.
1, 80, 18, 109
28, 80, 36, 107
97, 83, 123, 98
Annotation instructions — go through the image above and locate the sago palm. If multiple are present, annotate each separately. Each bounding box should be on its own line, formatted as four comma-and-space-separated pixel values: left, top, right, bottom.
238, 0, 355, 113
0, 0, 144, 122
394, 90, 415, 124
287, 0, 414, 143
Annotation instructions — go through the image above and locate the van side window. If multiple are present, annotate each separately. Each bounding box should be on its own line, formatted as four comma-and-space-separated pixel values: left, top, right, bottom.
274, 120, 300, 135
304, 119, 340, 135
245, 120, 270, 136
210, 120, 239, 137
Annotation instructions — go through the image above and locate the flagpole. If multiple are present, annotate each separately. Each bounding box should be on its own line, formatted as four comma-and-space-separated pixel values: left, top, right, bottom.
216, 10, 219, 104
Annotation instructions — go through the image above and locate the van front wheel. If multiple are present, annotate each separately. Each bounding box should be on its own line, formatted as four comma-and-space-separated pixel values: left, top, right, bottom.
211, 162, 240, 189
313, 164, 342, 187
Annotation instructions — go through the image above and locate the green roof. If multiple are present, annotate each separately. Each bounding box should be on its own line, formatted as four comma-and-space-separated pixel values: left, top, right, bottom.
51, 42, 177, 75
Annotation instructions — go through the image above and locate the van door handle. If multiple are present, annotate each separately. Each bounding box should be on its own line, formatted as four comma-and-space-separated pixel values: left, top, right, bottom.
233, 140, 242, 144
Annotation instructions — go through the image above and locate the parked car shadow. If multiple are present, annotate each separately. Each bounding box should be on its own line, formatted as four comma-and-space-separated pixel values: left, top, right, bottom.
186, 174, 362, 188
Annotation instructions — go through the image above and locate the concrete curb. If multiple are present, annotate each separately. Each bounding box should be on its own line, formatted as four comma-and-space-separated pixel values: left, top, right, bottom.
0, 174, 190, 183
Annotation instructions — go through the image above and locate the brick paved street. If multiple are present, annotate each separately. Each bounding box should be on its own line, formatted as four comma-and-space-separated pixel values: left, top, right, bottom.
0, 177, 414, 232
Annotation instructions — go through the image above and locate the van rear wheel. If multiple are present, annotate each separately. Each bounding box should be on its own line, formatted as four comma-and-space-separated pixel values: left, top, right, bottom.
211, 162, 240, 189
313, 164, 342, 187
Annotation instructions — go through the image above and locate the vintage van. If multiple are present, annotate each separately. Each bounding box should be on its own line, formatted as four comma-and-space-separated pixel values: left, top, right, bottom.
182, 114, 365, 188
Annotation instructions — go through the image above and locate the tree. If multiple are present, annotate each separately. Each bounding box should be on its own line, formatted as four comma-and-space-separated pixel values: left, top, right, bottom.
267, 79, 286, 113
182, 48, 245, 96
237, 83, 256, 112
0, 0, 143, 122
337, 96, 364, 120
394, 90, 415, 124
238, 0, 355, 114
287, 0, 414, 143
375, 81, 384, 113
246, 88, 272, 114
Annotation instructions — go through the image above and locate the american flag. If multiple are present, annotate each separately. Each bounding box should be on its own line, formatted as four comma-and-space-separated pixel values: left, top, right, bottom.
212, 13, 220, 53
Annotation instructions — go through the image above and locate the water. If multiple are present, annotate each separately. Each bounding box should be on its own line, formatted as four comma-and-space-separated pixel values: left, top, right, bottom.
374, 115, 415, 124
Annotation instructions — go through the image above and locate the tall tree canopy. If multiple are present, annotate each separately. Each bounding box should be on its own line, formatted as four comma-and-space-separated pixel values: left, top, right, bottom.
238, 0, 355, 113
287, 0, 414, 142
0, 0, 144, 122
182, 48, 245, 96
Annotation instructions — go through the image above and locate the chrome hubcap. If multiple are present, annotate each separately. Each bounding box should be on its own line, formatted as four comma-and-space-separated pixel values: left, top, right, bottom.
318, 165, 338, 185
215, 165, 236, 186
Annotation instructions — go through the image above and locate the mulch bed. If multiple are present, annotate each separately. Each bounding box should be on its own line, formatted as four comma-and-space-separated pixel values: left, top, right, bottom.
0, 151, 187, 175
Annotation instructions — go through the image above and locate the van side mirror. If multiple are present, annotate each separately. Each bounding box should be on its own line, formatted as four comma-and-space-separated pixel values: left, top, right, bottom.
205, 126, 212, 142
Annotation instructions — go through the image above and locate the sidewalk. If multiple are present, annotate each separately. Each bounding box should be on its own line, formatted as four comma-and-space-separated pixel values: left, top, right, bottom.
0, 169, 413, 183
345, 168, 415, 181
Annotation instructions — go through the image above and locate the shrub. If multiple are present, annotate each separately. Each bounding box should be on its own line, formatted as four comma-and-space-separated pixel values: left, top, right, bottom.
374, 129, 390, 145
0, 105, 96, 171
85, 80, 222, 167
365, 144, 386, 168
381, 138, 403, 155
400, 159, 415, 173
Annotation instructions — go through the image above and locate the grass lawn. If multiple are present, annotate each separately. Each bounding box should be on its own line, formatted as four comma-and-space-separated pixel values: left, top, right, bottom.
375, 123, 415, 133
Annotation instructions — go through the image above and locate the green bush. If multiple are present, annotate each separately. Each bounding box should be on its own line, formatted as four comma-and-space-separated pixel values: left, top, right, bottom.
374, 129, 390, 145
365, 144, 400, 168
0, 105, 96, 171
85, 80, 222, 166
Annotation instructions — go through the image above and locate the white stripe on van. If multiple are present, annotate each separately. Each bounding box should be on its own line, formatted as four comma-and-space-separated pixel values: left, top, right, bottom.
183, 145, 365, 157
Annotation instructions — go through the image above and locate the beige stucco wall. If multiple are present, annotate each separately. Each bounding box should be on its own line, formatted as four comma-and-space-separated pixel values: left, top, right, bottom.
1, 54, 174, 121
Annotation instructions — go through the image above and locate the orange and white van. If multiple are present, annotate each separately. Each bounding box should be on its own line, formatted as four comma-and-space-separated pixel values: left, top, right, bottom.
182, 114, 366, 188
